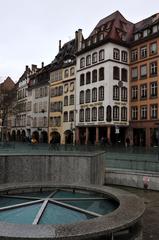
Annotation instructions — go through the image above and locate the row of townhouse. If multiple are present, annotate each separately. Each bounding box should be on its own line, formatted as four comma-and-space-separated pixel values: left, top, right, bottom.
4, 11, 159, 147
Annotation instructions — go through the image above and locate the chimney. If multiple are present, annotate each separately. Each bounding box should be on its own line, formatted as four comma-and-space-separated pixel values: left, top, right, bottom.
31, 64, 37, 72
26, 65, 29, 71
59, 40, 61, 51
41, 62, 44, 68
77, 29, 83, 51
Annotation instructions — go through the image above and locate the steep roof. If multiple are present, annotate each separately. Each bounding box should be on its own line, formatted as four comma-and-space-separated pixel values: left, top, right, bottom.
89, 11, 134, 42
134, 13, 159, 33
0, 76, 15, 91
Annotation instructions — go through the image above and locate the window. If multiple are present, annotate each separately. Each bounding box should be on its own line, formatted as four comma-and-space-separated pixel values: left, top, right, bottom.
98, 86, 104, 101
69, 111, 74, 122
98, 106, 104, 121
153, 25, 158, 33
80, 57, 85, 68
131, 86, 138, 100
131, 106, 138, 120
121, 51, 128, 62
93, 36, 97, 43
86, 55, 91, 66
140, 105, 147, 119
150, 61, 157, 76
79, 109, 84, 122
86, 72, 91, 84
99, 33, 104, 41
80, 74, 85, 86
92, 88, 97, 102
131, 67, 138, 80
92, 52, 97, 63
106, 105, 112, 122
99, 49, 104, 61
113, 66, 120, 80
113, 85, 119, 100
64, 69, 69, 78
140, 84, 147, 99
64, 96, 68, 106
140, 46, 147, 59
80, 91, 84, 104
121, 87, 127, 101
92, 69, 97, 82
64, 111, 68, 122
113, 106, 119, 121
121, 107, 127, 121
70, 67, 75, 76
85, 108, 90, 122
92, 107, 97, 121
140, 65, 147, 78
69, 95, 74, 105
131, 49, 138, 62
70, 82, 74, 92
113, 48, 120, 60
85, 89, 91, 103
150, 42, 157, 55
121, 68, 127, 82
64, 84, 68, 93
150, 104, 158, 119
99, 67, 104, 81
150, 82, 157, 97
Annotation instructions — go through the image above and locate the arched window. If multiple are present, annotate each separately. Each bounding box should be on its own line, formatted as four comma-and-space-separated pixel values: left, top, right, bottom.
99, 67, 104, 81
92, 88, 97, 102
64, 111, 68, 122
80, 74, 85, 86
121, 107, 127, 121
79, 109, 84, 122
64, 69, 69, 78
69, 111, 74, 122
92, 69, 97, 82
86, 55, 91, 66
99, 33, 104, 41
98, 106, 104, 121
64, 96, 68, 106
113, 85, 119, 100
92, 107, 97, 121
121, 87, 127, 101
70, 67, 75, 76
121, 51, 128, 62
80, 91, 84, 104
122, 68, 128, 82
99, 86, 104, 101
86, 72, 91, 84
106, 105, 112, 122
113, 66, 120, 80
85, 108, 90, 122
113, 48, 120, 60
113, 106, 119, 121
80, 57, 85, 68
99, 49, 105, 61
85, 89, 91, 103
92, 52, 97, 63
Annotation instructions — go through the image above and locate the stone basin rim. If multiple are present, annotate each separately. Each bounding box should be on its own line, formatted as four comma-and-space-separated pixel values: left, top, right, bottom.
0, 183, 145, 239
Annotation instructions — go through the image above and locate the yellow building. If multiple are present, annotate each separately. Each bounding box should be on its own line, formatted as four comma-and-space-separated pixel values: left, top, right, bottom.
49, 40, 76, 144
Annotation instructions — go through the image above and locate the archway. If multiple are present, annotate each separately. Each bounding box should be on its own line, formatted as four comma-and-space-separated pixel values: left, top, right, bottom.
64, 130, 73, 144
50, 131, 61, 144
32, 131, 39, 143
22, 130, 26, 142
17, 130, 21, 141
12, 130, 16, 141
40, 131, 48, 143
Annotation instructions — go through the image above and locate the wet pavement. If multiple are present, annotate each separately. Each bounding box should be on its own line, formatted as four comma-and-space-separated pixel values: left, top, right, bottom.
112, 185, 159, 240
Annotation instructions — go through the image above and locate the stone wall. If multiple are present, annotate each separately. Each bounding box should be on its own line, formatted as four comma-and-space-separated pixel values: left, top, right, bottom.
0, 153, 104, 185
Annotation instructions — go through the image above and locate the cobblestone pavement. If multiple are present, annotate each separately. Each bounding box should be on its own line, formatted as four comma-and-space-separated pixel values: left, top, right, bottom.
113, 186, 159, 240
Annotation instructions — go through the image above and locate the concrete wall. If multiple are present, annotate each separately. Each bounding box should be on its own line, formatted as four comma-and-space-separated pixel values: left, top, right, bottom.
0, 153, 104, 185
105, 168, 159, 190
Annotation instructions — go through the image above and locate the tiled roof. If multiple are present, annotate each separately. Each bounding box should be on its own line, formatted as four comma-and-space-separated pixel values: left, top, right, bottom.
134, 13, 159, 33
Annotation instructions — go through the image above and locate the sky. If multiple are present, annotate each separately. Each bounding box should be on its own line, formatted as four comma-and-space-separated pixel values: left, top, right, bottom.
0, 0, 159, 83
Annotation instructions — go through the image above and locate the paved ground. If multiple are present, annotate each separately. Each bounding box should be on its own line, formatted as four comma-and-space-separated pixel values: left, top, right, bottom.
112, 185, 159, 240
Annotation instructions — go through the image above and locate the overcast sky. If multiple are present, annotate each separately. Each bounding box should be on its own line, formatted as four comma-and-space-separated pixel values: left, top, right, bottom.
0, 0, 158, 82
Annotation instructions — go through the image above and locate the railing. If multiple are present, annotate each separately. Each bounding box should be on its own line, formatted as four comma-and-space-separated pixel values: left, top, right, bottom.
0, 142, 159, 172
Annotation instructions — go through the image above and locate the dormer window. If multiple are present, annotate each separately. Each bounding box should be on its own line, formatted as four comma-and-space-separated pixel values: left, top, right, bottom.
93, 36, 97, 43
153, 25, 158, 33
143, 29, 148, 37
82, 42, 85, 49
87, 40, 91, 46
99, 33, 104, 41
134, 33, 141, 41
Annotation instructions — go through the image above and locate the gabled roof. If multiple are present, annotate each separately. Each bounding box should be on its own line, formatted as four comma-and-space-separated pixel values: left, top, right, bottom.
134, 13, 159, 33
89, 11, 134, 42
0, 76, 15, 91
